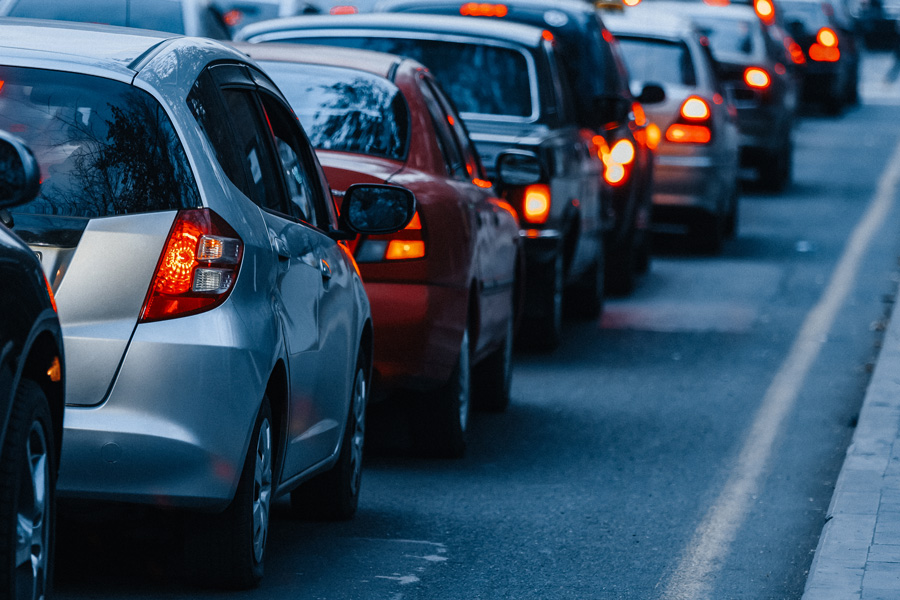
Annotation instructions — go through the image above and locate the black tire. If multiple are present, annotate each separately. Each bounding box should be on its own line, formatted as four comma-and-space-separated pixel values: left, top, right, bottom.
606, 234, 638, 296
566, 248, 605, 320
473, 305, 514, 412
724, 191, 740, 240
291, 352, 368, 520
187, 398, 273, 590
758, 137, 792, 192
0, 380, 55, 600
533, 252, 563, 350
411, 326, 471, 458
692, 212, 725, 255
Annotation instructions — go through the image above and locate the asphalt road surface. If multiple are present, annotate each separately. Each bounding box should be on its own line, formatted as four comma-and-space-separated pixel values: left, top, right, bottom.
54, 52, 900, 599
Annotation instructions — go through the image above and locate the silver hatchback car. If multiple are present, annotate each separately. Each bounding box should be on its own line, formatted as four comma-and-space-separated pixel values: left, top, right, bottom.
0, 19, 413, 588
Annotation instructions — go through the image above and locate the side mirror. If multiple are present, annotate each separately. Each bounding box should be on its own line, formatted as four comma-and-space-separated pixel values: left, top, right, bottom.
637, 83, 666, 105
339, 183, 416, 235
0, 130, 40, 210
496, 150, 543, 186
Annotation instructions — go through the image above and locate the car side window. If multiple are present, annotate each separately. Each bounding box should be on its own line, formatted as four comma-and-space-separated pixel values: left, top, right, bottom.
257, 92, 325, 227
417, 74, 468, 180
424, 77, 484, 180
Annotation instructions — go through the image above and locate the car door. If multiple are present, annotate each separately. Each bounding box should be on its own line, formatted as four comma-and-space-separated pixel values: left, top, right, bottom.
202, 64, 350, 476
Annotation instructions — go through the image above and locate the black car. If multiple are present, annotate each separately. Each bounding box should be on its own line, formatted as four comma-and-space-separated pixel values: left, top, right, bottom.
237, 14, 610, 349
376, 0, 659, 295
0, 129, 64, 600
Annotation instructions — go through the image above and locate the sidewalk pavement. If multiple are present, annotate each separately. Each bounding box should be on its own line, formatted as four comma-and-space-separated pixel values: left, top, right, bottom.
803, 295, 900, 599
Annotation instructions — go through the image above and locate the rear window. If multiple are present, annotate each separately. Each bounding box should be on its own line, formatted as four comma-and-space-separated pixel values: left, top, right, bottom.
300, 36, 535, 118
258, 61, 410, 161
8, 0, 186, 33
615, 37, 697, 87
0, 66, 200, 223
780, 1, 830, 32
692, 16, 759, 57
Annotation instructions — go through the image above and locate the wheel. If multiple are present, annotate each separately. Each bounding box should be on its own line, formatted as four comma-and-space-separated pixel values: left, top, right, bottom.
691, 212, 725, 254
291, 352, 368, 520
724, 191, 740, 240
634, 228, 652, 275
534, 252, 563, 350
566, 247, 605, 320
0, 380, 55, 600
473, 303, 514, 412
187, 398, 272, 589
606, 234, 638, 296
411, 325, 471, 458
758, 136, 792, 192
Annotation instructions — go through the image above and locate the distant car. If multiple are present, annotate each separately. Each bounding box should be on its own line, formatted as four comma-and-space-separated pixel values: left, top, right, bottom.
0, 0, 232, 38
780, 0, 861, 113
238, 13, 609, 350
629, 1, 798, 191
238, 42, 522, 455
214, 0, 320, 35
0, 19, 413, 589
375, 0, 658, 295
605, 10, 741, 251
0, 130, 64, 600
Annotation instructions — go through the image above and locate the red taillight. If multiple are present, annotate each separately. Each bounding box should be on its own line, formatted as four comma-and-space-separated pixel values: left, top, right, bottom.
0, 81, 5, 93
222, 9, 242, 27
666, 96, 713, 144
817, 27, 838, 47
809, 27, 840, 61
542, 29, 554, 42
356, 210, 427, 262
330, 5, 358, 14
522, 184, 551, 224
632, 101, 647, 127
140, 209, 242, 323
623, 0, 641, 5
385, 240, 425, 260
754, 0, 775, 23
404, 211, 422, 230
744, 67, 771, 89
787, 40, 807, 64
594, 136, 636, 187
460, 2, 508, 17
472, 178, 493, 189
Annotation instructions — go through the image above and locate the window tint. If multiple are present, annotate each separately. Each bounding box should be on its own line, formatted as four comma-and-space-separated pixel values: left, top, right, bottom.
260, 62, 409, 161
616, 37, 698, 86
0, 65, 200, 219
302, 36, 534, 117
258, 92, 323, 226
9, 0, 187, 33
423, 77, 482, 180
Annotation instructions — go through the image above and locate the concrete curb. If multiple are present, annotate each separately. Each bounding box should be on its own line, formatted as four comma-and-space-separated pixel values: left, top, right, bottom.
803, 297, 900, 599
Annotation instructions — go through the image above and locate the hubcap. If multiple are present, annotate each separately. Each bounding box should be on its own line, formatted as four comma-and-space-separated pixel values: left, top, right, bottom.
458, 329, 471, 432
251, 418, 272, 565
350, 370, 366, 497
15, 421, 49, 600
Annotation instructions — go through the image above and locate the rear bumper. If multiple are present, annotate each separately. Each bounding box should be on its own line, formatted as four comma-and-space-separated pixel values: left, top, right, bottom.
367, 281, 467, 393
652, 154, 728, 215
57, 309, 271, 510
520, 230, 564, 320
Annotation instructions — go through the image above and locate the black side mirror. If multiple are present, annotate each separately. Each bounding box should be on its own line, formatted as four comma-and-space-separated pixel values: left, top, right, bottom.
496, 150, 543, 186
637, 83, 666, 105
339, 183, 416, 235
0, 130, 40, 210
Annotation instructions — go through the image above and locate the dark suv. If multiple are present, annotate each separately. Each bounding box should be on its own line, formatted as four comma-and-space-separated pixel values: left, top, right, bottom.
0, 130, 64, 600
238, 14, 609, 348
376, 0, 659, 295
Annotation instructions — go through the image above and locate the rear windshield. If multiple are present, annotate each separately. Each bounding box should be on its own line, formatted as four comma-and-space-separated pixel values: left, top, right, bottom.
692, 16, 759, 57
0, 66, 200, 226
299, 36, 534, 118
780, 1, 830, 32
615, 37, 697, 86
259, 61, 410, 161
8, 0, 186, 33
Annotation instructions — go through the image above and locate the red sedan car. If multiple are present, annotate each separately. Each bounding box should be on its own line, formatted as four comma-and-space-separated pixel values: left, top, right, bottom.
239, 43, 522, 457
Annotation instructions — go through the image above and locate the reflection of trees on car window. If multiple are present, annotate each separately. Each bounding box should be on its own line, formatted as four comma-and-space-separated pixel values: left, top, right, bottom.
0, 67, 199, 219
349, 187, 407, 231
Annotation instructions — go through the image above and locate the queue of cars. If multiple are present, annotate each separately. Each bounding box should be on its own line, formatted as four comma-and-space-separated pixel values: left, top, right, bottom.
0, 0, 859, 595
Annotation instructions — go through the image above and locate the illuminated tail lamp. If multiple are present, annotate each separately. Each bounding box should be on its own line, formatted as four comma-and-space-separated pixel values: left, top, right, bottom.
0, 81, 4, 93
810, 27, 840, 62
632, 101, 647, 127
787, 40, 806, 64
522, 184, 551, 224
754, 0, 775, 23
460, 2, 508, 16
385, 240, 425, 260
744, 67, 771, 90
609, 139, 635, 165
817, 27, 838, 47
356, 210, 427, 262
222, 9, 243, 27
623, 0, 641, 5
404, 211, 422, 230
472, 177, 493, 189
645, 123, 661, 150
140, 209, 242, 322
703, 0, 731, 6
665, 96, 713, 144
330, 5, 358, 14
594, 138, 635, 186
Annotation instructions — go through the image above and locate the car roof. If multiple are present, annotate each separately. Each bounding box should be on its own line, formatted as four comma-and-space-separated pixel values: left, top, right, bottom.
232, 40, 405, 78
604, 9, 696, 40
633, 0, 758, 19
376, 0, 596, 18
236, 12, 548, 47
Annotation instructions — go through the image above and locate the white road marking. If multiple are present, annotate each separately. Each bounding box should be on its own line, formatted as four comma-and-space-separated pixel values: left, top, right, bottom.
662, 137, 900, 599
375, 575, 420, 585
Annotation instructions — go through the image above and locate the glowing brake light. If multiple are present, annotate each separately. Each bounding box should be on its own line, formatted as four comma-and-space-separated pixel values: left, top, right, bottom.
681, 96, 710, 120
609, 139, 635, 165
594, 136, 635, 186
222, 9, 243, 27
0, 81, 4, 93
623, 0, 641, 5
523, 184, 551, 224
140, 209, 242, 322
460, 2, 508, 16
330, 5, 358, 14
355, 209, 427, 263
404, 211, 422, 230
754, 0, 775, 23
817, 27, 838, 47
385, 240, 425, 260
809, 27, 840, 61
744, 67, 771, 89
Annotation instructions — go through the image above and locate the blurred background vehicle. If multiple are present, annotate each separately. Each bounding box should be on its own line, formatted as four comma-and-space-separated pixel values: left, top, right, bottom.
376, 0, 656, 296
213, 0, 320, 35
627, 0, 798, 191
605, 10, 741, 252
0, 19, 413, 589
238, 14, 609, 350
0, 0, 232, 38
848, 0, 900, 48
780, 0, 861, 113
0, 129, 64, 600
238, 43, 523, 456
